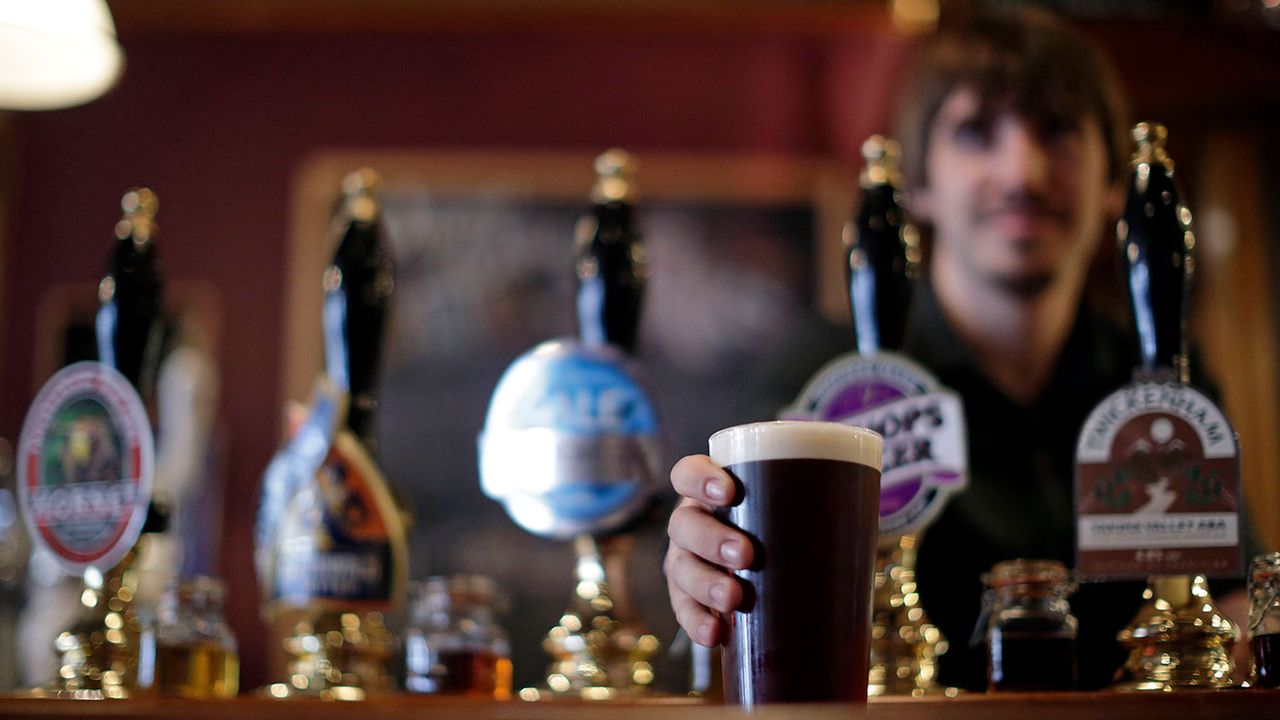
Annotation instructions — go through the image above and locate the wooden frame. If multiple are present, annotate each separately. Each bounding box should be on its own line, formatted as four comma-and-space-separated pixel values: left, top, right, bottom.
282, 149, 857, 410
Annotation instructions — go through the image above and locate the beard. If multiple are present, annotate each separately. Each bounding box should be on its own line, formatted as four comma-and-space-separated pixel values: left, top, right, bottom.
987, 268, 1056, 297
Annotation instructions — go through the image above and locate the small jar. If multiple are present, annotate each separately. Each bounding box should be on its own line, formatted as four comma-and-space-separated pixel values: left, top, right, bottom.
983, 559, 1077, 692
153, 576, 239, 698
405, 575, 512, 699
1249, 552, 1280, 688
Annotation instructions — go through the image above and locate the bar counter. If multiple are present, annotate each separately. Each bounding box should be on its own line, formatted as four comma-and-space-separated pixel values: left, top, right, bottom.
0, 689, 1277, 720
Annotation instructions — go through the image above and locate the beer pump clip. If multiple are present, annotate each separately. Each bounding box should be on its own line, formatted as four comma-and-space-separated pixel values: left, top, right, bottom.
17, 189, 162, 698
478, 150, 663, 698
255, 169, 406, 698
1073, 123, 1243, 690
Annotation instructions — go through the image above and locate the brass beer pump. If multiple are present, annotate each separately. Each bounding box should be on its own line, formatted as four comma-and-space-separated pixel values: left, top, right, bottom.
869, 534, 948, 696
1111, 124, 1237, 691
846, 138, 947, 698
256, 169, 406, 700
45, 189, 166, 699
480, 150, 663, 700
49, 548, 148, 699
538, 535, 660, 699
535, 152, 659, 699
1117, 575, 1236, 690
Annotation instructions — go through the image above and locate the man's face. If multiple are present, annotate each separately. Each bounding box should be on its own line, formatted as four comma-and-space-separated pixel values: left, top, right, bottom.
910, 86, 1116, 296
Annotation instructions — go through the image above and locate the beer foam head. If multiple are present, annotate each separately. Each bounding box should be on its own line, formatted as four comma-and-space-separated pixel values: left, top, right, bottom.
709, 421, 882, 470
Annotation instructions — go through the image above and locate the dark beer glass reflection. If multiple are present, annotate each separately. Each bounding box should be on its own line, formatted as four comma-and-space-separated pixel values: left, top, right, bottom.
710, 421, 882, 707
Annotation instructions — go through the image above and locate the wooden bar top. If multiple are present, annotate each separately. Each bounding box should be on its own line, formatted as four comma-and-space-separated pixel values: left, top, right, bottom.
0, 689, 1277, 720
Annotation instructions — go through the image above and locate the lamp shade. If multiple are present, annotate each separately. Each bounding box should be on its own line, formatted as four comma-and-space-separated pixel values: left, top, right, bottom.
0, 0, 123, 110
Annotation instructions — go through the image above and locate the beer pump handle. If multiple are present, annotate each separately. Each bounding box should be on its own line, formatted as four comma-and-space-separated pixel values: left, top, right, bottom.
1119, 123, 1193, 378
846, 136, 917, 355
576, 149, 647, 355
324, 168, 394, 447
96, 188, 168, 533
97, 188, 165, 396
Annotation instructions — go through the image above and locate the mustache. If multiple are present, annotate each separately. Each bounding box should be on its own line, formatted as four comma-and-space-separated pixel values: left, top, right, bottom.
975, 192, 1071, 223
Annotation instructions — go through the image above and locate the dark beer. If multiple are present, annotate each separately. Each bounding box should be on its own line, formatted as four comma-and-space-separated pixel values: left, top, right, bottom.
710, 421, 882, 707
1254, 633, 1280, 689
989, 626, 1076, 692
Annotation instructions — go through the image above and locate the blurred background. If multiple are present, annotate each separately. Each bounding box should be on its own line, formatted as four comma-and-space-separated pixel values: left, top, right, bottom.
0, 0, 1279, 694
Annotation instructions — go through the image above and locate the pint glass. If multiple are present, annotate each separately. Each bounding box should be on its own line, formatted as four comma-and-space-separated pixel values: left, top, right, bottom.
710, 421, 883, 706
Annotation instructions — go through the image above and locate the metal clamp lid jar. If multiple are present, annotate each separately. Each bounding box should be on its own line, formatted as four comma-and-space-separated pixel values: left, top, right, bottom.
1249, 552, 1280, 688
153, 576, 239, 698
405, 575, 512, 699
981, 559, 1078, 692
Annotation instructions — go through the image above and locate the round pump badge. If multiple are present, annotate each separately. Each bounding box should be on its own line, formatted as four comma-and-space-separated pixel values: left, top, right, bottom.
17, 361, 154, 574
783, 352, 967, 543
479, 338, 663, 540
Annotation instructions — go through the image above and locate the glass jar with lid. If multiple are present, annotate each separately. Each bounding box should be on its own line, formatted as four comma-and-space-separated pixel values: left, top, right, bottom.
405, 575, 512, 699
983, 558, 1077, 692
1249, 552, 1280, 688
153, 575, 239, 698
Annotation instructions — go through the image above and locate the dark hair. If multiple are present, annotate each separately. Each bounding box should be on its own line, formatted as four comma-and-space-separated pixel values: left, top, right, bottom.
895, 9, 1130, 192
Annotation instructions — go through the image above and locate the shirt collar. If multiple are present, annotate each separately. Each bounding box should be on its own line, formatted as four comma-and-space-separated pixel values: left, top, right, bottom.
903, 276, 1135, 412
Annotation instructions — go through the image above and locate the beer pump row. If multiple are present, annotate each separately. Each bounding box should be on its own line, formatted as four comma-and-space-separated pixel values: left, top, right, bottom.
9, 127, 1278, 702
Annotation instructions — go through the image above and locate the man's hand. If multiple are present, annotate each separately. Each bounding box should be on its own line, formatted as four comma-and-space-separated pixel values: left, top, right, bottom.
665, 454, 753, 647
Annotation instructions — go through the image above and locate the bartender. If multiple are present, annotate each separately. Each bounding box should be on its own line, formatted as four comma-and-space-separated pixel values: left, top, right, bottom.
663, 9, 1250, 691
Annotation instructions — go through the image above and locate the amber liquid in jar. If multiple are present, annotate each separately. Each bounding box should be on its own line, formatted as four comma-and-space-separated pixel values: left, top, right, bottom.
408, 648, 512, 699
155, 641, 240, 698
405, 575, 513, 700
438, 649, 512, 697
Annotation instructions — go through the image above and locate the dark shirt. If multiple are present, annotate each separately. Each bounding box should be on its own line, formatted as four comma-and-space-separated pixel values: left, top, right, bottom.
903, 280, 1145, 691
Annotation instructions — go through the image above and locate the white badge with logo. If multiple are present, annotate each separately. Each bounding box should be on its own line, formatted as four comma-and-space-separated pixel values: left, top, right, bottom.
783, 352, 967, 543
17, 361, 154, 574
1075, 380, 1241, 579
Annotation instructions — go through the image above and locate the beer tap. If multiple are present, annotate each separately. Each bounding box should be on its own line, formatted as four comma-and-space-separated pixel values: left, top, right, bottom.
98, 188, 166, 399
845, 136, 918, 356
479, 150, 664, 700
1112, 123, 1236, 690
47, 188, 167, 699
845, 137, 945, 698
99, 189, 170, 537
539, 149, 659, 698
1120, 122, 1193, 384
324, 169, 394, 452
258, 169, 405, 699
576, 150, 646, 355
